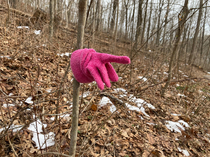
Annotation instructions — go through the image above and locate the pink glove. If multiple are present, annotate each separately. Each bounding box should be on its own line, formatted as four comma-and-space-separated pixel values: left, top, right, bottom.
70, 48, 130, 90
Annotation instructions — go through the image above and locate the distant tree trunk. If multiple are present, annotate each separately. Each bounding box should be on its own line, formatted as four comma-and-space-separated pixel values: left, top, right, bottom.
9, 0, 17, 8
85, 0, 93, 27
188, 0, 203, 64
124, 0, 129, 39
151, 7, 158, 46
119, 1, 125, 38
162, 0, 170, 45
113, 0, 119, 41
92, 0, 95, 44
141, 0, 148, 44
134, 0, 143, 50
200, 3, 207, 66
161, 0, 189, 96
146, 0, 152, 48
49, 0, 55, 39
108, 2, 112, 31
156, 0, 164, 46
69, 0, 87, 156
67, 0, 74, 24
65, 3, 68, 27
96, 0, 101, 31
110, 0, 118, 35
57, 0, 63, 17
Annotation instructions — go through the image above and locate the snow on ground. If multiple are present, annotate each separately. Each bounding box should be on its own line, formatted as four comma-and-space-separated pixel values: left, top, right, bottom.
100, 88, 155, 116
3, 103, 15, 108
28, 119, 55, 149
25, 97, 33, 104
82, 91, 90, 98
17, 26, 29, 29
34, 30, 41, 35
178, 147, 190, 156
138, 76, 147, 82
58, 52, 72, 57
0, 124, 23, 133
0, 56, 11, 59
165, 120, 190, 134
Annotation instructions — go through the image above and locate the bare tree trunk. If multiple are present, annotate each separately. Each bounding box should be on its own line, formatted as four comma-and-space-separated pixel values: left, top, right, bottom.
156, 0, 164, 46
85, 0, 93, 27
92, 0, 95, 45
124, 0, 129, 39
110, 0, 118, 35
96, 0, 101, 31
162, 0, 170, 45
161, 0, 189, 96
49, 0, 55, 39
141, 0, 148, 44
188, 0, 203, 64
114, 0, 119, 41
134, 0, 143, 50
146, 0, 152, 48
200, 2, 207, 66
69, 1, 87, 155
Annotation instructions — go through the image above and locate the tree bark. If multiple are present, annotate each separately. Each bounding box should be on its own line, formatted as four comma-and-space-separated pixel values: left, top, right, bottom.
110, 0, 118, 35
141, 0, 148, 44
69, 1, 87, 156
134, 0, 143, 50
188, 0, 203, 64
96, 0, 101, 31
156, 0, 164, 46
146, 0, 152, 48
161, 0, 189, 96
49, 0, 55, 39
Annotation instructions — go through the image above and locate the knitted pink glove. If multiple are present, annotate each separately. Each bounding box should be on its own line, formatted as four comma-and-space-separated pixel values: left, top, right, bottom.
70, 48, 130, 90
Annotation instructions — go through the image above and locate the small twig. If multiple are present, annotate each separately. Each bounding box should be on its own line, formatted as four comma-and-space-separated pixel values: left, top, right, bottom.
8, 135, 18, 157
37, 152, 73, 157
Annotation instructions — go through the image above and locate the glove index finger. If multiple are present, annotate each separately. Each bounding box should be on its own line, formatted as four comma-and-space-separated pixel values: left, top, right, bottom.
100, 53, 130, 64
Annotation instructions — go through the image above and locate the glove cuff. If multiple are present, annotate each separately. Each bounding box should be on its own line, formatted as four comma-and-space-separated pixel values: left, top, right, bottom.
70, 48, 95, 83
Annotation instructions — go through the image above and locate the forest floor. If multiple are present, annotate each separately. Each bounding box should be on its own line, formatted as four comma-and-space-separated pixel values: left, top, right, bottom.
0, 5, 210, 157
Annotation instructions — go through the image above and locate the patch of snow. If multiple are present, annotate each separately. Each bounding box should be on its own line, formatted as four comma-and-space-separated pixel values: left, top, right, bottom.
178, 120, 190, 128
177, 93, 186, 97
178, 147, 190, 156
0, 124, 23, 133
34, 30, 41, 35
58, 52, 72, 57
126, 103, 149, 117
46, 89, 52, 93
183, 75, 188, 77
32, 132, 55, 149
207, 72, 210, 74
164, 72, 168, 75
165, 120, 189, 133
110, 104, 116, 113
114, 88, 127, 94
9, 93, 13, 96
138, 76, 147, 82
99, 96, 113, 107
25, 97, 33, 104
149, 50, 152, 52
17, 26, 29, 29
3, 104, 15, 108
28, 119, 55, 149
147, 123, 155, 125
0, 56, 11, 59
82, 91, 90, 98
171, 113, 181, 116
129, 95, 155, 109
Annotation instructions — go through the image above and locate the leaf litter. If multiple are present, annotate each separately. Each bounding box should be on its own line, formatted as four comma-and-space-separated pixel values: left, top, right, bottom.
0, 8, 210, 157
